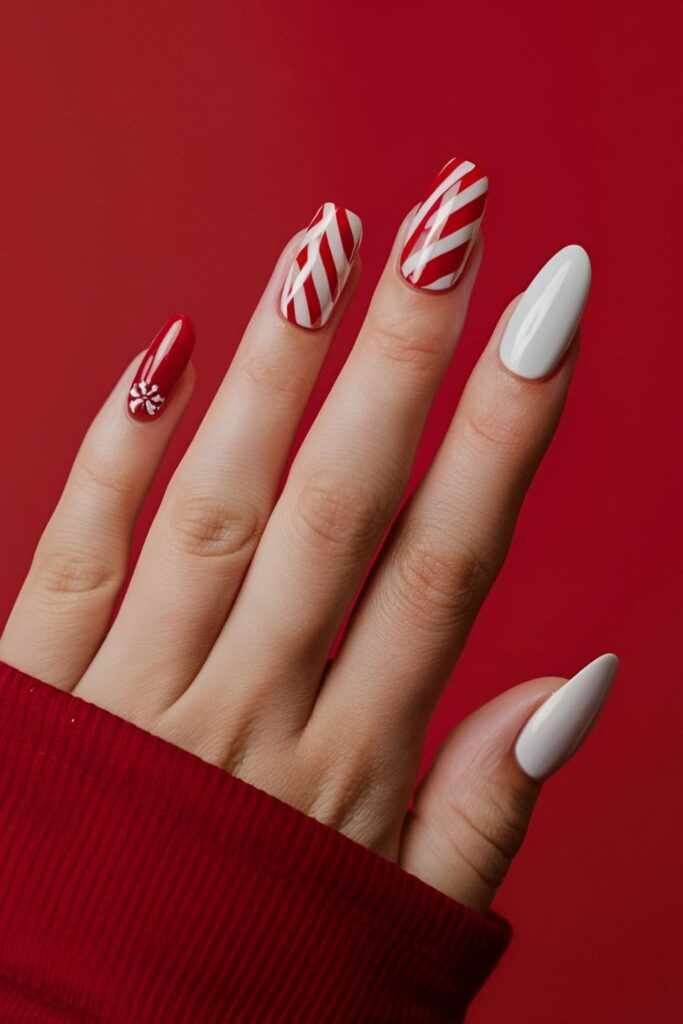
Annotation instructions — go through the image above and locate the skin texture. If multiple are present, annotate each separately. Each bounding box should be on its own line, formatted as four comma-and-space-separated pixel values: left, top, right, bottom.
0, 217, 586, 914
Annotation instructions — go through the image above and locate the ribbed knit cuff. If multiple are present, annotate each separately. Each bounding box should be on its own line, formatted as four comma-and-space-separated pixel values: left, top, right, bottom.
0, 662, 511, 1023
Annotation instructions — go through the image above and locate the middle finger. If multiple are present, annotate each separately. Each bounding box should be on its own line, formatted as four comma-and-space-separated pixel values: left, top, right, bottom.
186, 159, 488, 732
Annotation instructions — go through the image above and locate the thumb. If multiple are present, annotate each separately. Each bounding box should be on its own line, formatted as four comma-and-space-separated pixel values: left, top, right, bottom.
399, 653, 619, 913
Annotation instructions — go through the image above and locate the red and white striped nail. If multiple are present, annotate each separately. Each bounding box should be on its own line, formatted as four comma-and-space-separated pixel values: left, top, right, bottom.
127, 314, 194, 421
400, 158, 488, 291
280, 203, 362, 329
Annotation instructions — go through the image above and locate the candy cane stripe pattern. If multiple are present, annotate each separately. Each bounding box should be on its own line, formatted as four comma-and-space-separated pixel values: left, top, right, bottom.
281, 203, 363, 329
400, 158, 488, 291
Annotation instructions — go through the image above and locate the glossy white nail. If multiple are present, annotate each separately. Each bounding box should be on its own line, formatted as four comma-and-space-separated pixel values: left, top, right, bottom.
499, 244, 591, 379
515, 653, 619, 781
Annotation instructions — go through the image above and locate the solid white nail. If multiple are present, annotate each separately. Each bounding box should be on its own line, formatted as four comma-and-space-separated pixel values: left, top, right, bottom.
499, 244, 591, 379
514, 653, 619, 781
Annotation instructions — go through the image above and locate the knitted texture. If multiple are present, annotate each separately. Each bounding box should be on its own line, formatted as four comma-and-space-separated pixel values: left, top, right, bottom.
0, 662, 510, 1022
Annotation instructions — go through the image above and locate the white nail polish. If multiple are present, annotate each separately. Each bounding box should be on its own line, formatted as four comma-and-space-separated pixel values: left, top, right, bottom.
499, 244, 591, 379
514, 653, 619, 781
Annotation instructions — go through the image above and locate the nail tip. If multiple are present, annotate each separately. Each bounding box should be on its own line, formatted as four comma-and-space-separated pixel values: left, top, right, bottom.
566, 244, 592, 283
560, 245, 592, 291
443, 154, 487, 173
444, 156, 489, 197
580, 651, 620, 684
560, 653, 619, 711
152, 313, 195, 356
322, 202, 363, 247
173, 313, 196, 349
343, 207, 363, 241
547, 243, 591, 277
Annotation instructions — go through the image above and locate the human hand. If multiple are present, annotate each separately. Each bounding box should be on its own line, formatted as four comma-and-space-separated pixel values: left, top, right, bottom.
0, 159, 617, 914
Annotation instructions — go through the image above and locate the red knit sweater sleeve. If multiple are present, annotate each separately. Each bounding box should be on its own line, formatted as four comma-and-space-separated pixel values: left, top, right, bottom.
0, 661, 511, 1023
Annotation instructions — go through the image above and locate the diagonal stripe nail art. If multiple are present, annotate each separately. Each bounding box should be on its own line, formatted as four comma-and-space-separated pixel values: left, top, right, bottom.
400, 158, 488, 291
280, 203, 363, 330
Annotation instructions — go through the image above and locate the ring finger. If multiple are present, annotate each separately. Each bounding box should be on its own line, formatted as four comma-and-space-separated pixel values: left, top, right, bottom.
77, 204, 362, 714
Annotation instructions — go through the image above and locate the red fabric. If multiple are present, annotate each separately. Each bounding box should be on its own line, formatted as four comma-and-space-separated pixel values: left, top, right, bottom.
0, 662, 510, 1023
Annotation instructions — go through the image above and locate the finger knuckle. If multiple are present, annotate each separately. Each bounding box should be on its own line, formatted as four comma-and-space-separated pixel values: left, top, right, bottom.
367, 318, 446, 373
158, 698, 262, 775
32, 548, 121, 600
74, 454, 133, 501
294, 469, 394, 554
391, 531, 494, 629
239, 350, 309, 401
463, 401, 529, 456
300, 747, 385, 845
168, 491, 263, 561
444, 785, 532, 892
483, 778, 536, 858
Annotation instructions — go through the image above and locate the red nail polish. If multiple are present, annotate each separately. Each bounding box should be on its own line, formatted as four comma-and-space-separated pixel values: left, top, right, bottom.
400, 158, 488, 291
127, 314, 194, 421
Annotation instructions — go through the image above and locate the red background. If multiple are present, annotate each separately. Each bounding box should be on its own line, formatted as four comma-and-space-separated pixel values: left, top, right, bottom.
1, 3, 680, 1020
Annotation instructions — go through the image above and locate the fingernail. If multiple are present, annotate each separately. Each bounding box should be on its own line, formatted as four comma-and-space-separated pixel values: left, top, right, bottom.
400, 157, 488, 291
499, 245, 591, 379
515, 653, 619, 781
127, 314, 195, 421
280, 204, 362, 329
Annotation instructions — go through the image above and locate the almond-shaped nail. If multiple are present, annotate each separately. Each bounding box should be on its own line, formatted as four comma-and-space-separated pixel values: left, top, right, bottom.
515, 653, 619, 781
499, 245, 591, 379
280, 204, 362, 330
127, 314, 195, 421
400, 158, 488, 291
